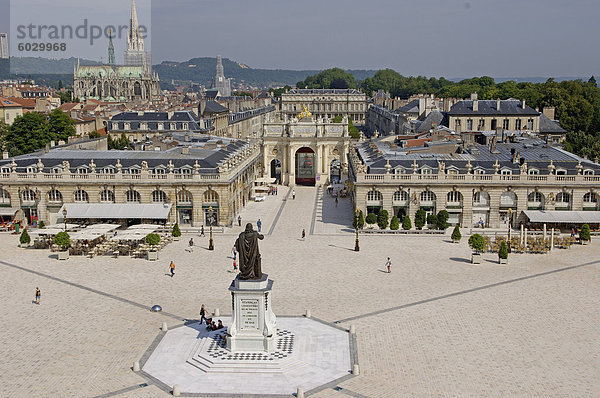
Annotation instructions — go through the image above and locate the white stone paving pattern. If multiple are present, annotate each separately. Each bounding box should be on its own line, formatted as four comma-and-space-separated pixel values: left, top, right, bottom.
0, 185, 598, 397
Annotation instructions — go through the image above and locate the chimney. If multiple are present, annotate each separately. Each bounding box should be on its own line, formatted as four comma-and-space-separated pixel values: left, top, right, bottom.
198, 100, 206, 117
497, 98, 501, 111
2, 150, 8, 160
522, 99, 526, 110
471, 93, 478, 112
542, 106, 555, 120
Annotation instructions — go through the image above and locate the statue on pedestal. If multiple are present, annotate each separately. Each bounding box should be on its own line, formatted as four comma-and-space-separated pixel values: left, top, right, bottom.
235, 223, 264, 280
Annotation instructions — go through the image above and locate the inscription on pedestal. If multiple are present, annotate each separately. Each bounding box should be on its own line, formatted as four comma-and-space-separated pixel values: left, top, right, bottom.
240, 299, 259, 330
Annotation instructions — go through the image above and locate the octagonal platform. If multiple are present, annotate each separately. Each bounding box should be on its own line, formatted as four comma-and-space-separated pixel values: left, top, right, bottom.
139, 316, 355, 396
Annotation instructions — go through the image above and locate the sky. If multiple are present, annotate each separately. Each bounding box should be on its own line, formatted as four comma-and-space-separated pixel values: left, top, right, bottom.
0, 0, 598, 78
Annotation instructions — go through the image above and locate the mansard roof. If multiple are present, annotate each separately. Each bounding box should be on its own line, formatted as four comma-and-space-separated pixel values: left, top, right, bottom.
539, 113, 567, 133
286, 89, 363, 95
448, 99, 539, 116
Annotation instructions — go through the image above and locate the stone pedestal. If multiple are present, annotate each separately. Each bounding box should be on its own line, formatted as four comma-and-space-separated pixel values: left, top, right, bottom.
227, 274, 277, 352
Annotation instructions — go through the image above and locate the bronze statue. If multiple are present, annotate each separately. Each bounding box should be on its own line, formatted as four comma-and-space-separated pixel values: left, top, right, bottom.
235, 223, 264, 280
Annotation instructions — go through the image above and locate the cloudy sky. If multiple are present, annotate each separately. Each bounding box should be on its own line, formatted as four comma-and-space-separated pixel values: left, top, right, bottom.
1, 0, 598, 78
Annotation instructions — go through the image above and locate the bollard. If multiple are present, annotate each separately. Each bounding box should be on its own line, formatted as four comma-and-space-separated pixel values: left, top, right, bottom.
297, 387, 304, 398
172, 384, 180, 396
550, 228, 554, 251
214, 308, 220, 317
352, 364, 360, 375
349, 324, 356, 334
133, 361, 140, 372
305, 309, 311, 318
162, 322, 168, 332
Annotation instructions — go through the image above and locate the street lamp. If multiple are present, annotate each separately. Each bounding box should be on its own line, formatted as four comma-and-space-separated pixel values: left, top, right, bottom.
507, 208, 512, 253
62, 207, 68, 232
208, 206, 214, 250
354, 208, 360, 252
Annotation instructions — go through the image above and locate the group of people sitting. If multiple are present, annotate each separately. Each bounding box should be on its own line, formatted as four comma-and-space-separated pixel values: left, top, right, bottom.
205, 318, 224, 331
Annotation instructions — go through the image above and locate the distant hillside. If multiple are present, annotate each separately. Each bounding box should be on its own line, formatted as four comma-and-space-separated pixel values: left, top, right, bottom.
0, 56, 377, 89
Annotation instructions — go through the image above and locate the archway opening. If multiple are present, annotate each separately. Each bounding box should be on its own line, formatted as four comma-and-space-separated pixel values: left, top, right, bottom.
270, 159, 281, 182
295, 147, 315, 186
330, 159, 341, 184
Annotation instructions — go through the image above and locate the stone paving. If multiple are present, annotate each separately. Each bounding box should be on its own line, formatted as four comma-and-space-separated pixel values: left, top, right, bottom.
0, 185, 598, 397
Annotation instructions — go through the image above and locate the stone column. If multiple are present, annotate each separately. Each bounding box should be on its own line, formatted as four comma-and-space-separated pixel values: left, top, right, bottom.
288, 145, 295, 185
488, 189, 501, 228
462, 189, 474, 228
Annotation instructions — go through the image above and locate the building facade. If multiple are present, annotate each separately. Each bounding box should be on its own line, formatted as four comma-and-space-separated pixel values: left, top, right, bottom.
0, 135, 261, 227
262, 115, 351, 185
280, 89, 367, 126
349, 137, 600, 229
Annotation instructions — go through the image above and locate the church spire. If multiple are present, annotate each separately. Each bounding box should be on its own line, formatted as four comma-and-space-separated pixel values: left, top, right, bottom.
127, 0, 144, 52
108, 29, 115, 66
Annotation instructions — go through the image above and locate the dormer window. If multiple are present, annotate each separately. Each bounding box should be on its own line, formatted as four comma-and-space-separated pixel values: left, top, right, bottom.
501, 168, 512, 175
555, 169, 567, 175
394, 167, 405, 175
528, 169, 539, 175
583, 169, 594, 175
26, 167, 37, 174
420, 167, 432, 175
77, 167, 88, 174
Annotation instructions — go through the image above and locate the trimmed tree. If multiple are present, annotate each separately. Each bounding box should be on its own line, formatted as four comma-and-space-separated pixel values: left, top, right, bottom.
54, 231, 70, 251
366, 213, 377, 225
172, 223, 182, 237
415, 209, 426, 230
580, 224, 591, 242
38, 220, 45, 229
390, 215, 399, 230
377, 210, 389, 229
402, 215, 412, 230
468, 233, 486, 253
20, 228, 31, 245
145, 233, 161, 246
498, 240, 509, 259
451, 225, 462, 242
427, 214, 438, 227
436, 210, 450, 230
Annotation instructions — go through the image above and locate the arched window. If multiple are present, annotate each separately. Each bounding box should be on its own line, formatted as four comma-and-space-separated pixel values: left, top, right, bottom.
473, 191, 490, 206
22, 189, 36, 202
583, 169, 594, 176
126, 190, 141, 203
366, 190, 383, 203
0, 189, 11, 205
420, 191, 436, 202
76, 167, 88, 174
583, 192, 597, 203
555, 169, 567, 175
99, 190, 114, 203
556, 192, 570, 203
528, 192, 543, 203
153, 168, 166, 175
528, 168, 539, 175
500, 191, 517, 208
177, 190, 193, 205
447, 191, 462, 203
152, 190, 168, 203
74, 189, 89, 203
203, 189, 219, 204
47, 189, 63, 203
393, 190, 409, 203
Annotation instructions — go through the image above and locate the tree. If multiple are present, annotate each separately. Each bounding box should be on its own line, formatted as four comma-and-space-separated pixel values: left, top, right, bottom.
54, 231, 70, 251
20, 228, 31, 245
402, 215, 412, 230
299, 68, 356, 90
451, 225, 462, 242
366, 213, 377, 225
268, 85, 291, 98
498, 240, 508, 259
427, 214, 438, 226
436, 210, 449, 230
58, 80, 64, 90
145, 233, 160, 246
88, 130, 101, 139
172, 223, 182, 237
3, 112, 50, 156
377, 210, 389, 229
390, 215, 399, 230
468, 234, 486, 253
415, 209, 426, 230
580, 224, 591, 241
47, 109, 76, 141
38, 220, 45, 229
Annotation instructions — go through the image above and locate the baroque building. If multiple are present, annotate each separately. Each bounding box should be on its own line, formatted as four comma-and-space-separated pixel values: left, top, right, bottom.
73, 0, 160, 101
349, 136, 600, 229
280, 89, 367, 126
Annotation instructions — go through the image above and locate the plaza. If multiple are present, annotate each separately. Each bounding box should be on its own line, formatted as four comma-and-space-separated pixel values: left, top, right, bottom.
0, 185, 598, 397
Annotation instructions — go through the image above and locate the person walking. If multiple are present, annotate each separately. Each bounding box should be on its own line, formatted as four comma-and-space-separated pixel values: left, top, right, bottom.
301, 229, 306, 240
200, 304, 207, 323
238, 215, 242, 227
335, 197, 338, 207
385, 257, 392, 273
275, 187, 278, 195
292, 190, 296, 200
257, 218, 262, 232
169, 261, 175, 278
188, 238, 194, 252
200, 225, 205, 237
232, 246, 237, 260
233, 259, 238, 272
34, 287, 41, 305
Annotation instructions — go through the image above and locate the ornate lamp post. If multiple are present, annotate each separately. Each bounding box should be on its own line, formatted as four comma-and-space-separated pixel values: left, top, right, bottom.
507, 207, 512, 253
62, 207, 68, 232
208, 206, 214, 250
354, 208, 360, 252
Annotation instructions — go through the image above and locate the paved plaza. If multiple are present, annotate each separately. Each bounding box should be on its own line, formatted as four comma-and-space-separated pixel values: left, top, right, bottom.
0, 185, 599, 397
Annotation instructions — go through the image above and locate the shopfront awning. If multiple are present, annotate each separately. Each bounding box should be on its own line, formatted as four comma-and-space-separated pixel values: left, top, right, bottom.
523, 210, 600, 224
0, 207, 18, 216
59, 204, 172, 220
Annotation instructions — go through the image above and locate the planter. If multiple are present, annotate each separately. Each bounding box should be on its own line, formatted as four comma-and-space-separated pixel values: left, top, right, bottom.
58, 251, 69, 260
173, 237, 180, 241
499, 257, 508, 264
581, 240, 589, 245
147, 250, 158, 261
471, 253, 481, 264
452, 239, 460, 244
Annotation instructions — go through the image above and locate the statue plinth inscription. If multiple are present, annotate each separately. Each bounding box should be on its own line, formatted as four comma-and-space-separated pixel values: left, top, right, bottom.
227, 224, 277, 352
